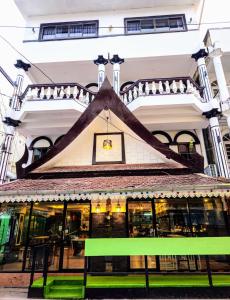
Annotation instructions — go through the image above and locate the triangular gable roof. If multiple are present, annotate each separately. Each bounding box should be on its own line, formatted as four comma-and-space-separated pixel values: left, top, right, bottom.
17, 78, 203, 178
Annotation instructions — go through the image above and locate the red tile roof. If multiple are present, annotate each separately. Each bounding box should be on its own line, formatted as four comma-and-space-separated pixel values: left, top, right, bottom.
0, 174, 228, 193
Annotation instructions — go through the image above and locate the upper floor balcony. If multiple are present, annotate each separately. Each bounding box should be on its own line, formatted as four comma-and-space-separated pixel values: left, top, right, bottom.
16, 76, 209, 137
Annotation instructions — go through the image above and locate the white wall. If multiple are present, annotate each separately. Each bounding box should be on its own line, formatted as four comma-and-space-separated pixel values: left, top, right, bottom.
24, 6, 199, 41
37, 110, 182, 171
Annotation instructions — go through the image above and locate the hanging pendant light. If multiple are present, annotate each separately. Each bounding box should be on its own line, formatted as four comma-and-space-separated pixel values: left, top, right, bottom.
95, 201, 101, 213
103, 116, 112, 150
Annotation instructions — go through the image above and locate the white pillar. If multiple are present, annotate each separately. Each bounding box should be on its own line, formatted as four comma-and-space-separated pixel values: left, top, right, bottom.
0, 73, 24, 184
209, 43, 229, 104
110, 55, 124, 95
192, 49, 230, 178
12, 73, 24, 110
0, 126, 14, 184
112, 63, 120, 95
93, 55, 108, 90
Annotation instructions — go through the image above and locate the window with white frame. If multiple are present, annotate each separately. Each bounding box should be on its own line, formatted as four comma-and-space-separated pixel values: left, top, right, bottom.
125, 15, 186, 35
40, 21, 98, 40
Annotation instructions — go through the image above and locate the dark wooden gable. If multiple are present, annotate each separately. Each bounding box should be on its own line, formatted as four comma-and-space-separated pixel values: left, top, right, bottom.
17, 78, 203, 178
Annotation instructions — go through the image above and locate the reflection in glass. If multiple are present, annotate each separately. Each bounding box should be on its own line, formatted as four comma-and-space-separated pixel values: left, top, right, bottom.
26, 202, 64, 271
0, 203, 30, 271
128, 201, 156, 270
63, 203, 90, 269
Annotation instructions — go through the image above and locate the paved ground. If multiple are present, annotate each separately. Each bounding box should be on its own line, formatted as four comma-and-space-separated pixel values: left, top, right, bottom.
0, 288, 227, 300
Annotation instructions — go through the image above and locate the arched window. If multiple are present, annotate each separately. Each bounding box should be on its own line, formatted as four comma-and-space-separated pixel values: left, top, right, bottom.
152, 131, 172, 145
174, 131, 199, 159
223, 133, 230, 161
30, 137, 53, 162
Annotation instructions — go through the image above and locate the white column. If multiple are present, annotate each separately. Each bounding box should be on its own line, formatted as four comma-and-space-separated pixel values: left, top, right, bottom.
209, 117, 230, 178
110, 55, 124, 95
93, 55, 108, 90
209, 43, 229, 104
192, 49, 230, 178
12, 72, 24, 110
112, 63, 120, 95
0, 127, 14, 184
0, 72, 24, 184
98, 64, 105, 90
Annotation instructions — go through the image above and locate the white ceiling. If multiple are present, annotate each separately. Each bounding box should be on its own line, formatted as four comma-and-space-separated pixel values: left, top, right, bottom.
26, 55, 197, 86
14, 0, 200, 17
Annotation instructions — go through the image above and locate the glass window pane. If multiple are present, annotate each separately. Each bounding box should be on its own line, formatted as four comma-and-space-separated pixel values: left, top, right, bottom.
128, 201, 153, 237
0, 203, 30, 271
189, 198, 228, 236
42, 26, 56, 40
25, 202, 64, 271
127, 20, 141, 33
63, 203, 90, 269
56, 25, 69, 38
169, 17, 184, 30
155, 199, 191, 237
69, 24, 83, 37
83, 23, 97, 36
155, 18, 169, 32
141, 19, 154, 31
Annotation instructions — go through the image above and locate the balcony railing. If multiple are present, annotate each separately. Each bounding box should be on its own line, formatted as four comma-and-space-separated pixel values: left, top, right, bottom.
120, 77, 204, 104
20, 83, 97, 104
20, 77, 204, 106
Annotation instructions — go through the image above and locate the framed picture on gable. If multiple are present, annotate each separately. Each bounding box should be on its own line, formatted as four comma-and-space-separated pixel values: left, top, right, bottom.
92, 132, 125, 164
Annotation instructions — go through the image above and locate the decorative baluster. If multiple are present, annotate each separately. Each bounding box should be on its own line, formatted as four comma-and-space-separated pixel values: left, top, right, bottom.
151, 81, 156, 94
85, 92, 89, 104
165, 81, 170, 93
133, 86, 138, 99
138, 82, 143, 96
66, 86, 71, 98
158, 81, 164, 94
59, 86, 65, 99
46, 87, 52, 99
171, 80, 178, 93
32, 87, 39, 99
179, 80, 185, 93
26, 88, 32, 100
193, 86, 200, 98
53, 86, 58, 99
186, 80, 192, 93
145, 82, 150, 95
123, 93, 128, 104
79, 89, 84, 101
40, 87, 45, 99
128, 90, 133, 102
73, 86, 78, 99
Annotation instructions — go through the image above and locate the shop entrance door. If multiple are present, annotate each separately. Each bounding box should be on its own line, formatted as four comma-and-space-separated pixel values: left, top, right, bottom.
127, 200, 159, 271
90, 199, 127, 272
62, 202, 90, 270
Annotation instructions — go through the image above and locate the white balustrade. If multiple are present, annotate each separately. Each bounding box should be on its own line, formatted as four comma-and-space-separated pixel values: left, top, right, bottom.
22, 78, 201, 106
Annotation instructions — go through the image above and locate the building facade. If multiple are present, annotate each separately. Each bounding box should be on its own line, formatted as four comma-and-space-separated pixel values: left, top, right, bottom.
0, 0, 230, 297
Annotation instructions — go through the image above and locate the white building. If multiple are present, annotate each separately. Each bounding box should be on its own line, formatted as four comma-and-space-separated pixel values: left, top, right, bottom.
1, 0, 230, 181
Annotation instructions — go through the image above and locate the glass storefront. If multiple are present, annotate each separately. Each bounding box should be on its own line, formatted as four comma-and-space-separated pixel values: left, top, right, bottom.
63, 203, 90, 269
0, 197, 229, 273
0, 203, 30, 271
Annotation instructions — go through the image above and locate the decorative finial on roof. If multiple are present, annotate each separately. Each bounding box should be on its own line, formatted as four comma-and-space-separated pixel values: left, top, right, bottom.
14, 59, 31, 71
109, 54, 124, 65
93, 55, 108, 65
